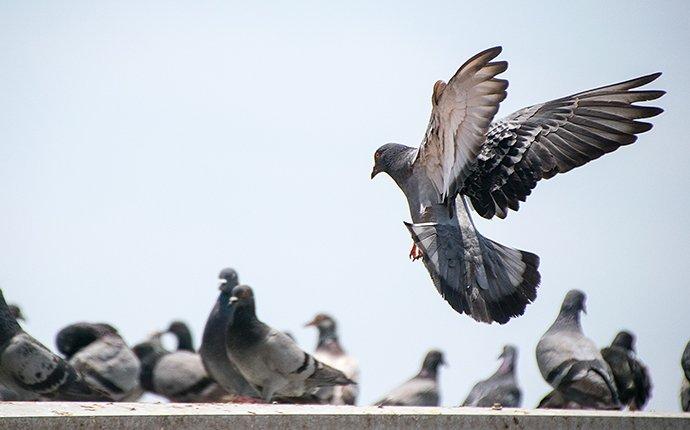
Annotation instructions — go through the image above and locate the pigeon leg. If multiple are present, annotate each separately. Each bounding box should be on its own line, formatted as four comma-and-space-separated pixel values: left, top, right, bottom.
409, 243, 423, 261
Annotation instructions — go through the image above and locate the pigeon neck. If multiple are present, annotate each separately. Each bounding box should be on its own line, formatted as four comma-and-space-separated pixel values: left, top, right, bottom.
553, 308, 582, 331
496, 353, 515, 376
316, 326, 343, 354
0, 291, 22, 342
230, 300, 259, 328
418, 363, 440, 380
172, 326, 194, 352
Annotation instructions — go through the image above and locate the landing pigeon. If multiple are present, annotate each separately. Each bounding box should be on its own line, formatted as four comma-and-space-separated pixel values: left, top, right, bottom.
133, 332, 226, 402
462, 345, 521, 407
305, 313, 359, 405
601, 330, 652, 410
56, 322, 142, 401
199, 268, 259, 399
371, 46, 664, 324
681, 341, 690, 412
225, 285, 353, 402
374, 349, 445, 407
0, 289, 110, 401
166, 321, 195, 352
536, 290, 619, 409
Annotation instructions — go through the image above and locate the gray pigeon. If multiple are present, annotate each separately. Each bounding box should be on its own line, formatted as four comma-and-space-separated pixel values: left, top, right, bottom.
0, 304, 27, 400
133, 333, 226, 402
374, 350, 445, 407
305, 313, 360, 405
371, 46, 664, 324
681, 341, 690, 412
199, 268, 260, 399
225, 285, 353, 402
56, 322, 142, 401
462, 345, 521, 407
536, 290, 619, 410
0, 289, 110, 401
166, 320, 195, 352
601, 330, 652, 410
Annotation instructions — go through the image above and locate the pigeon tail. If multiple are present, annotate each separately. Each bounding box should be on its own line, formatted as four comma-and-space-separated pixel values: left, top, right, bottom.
405, 198, 539, 324
308, 361, 355, 389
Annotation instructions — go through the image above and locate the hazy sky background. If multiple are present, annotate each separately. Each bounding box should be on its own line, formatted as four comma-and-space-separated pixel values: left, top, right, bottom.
1, 0, 688, 410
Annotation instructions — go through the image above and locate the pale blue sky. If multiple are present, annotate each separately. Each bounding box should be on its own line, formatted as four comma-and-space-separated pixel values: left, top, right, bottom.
1, 1, 688, 410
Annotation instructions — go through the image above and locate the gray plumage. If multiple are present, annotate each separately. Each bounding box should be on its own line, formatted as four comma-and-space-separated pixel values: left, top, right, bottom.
199, 268, 259, 399
0, 289, 110, 401
536, 290, 620, 410
225, 285, 353, 402
462, 345, 521, 407
166, 320, 195, 352
600, 330, 652, 410
371, 46, 663, 324
374, 350, 445, 407
305, 313, 360, 405
537, 390, 584, 409
56, 322, 142, 401
681, 341, 690, 412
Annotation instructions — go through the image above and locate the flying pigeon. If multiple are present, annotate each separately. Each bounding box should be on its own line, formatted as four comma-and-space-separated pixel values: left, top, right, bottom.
371, 46, 664, 324
600, 330, 652, 410
56, 322, 142, 401
0, 289, 110, 401
536, 290, 619, 409
462, 345, 521, 407
681, 341, 690, 412
305, 313, 360, 405
225, 285, 353, 402
374, 349, 445, 407
166, 321, 195, 352
133, 332, 226, 402
199, 268, 260, 399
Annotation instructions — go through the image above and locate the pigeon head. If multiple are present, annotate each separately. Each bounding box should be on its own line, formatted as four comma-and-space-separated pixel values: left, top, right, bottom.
56, 322, 118, 359
371, 143, 415, 181
8, 304, 25, 322
611, 330, 635, 351
305, 313, 340, 350
229, 285, 255, 307
497, 344, 518, 374
560, 289, 587, 314
218, 268, 240, 293
419, 349, 446, 378
166, 320, 194, 352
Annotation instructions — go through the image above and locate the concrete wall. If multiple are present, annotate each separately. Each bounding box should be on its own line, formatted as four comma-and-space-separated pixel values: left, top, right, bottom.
0, 402, 687, 430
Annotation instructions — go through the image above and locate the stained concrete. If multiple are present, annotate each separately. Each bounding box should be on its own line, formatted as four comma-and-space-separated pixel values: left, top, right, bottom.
0, 402, 687, 429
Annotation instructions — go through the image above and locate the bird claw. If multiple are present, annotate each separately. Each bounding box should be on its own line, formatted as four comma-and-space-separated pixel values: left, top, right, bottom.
409, 243, 423, 261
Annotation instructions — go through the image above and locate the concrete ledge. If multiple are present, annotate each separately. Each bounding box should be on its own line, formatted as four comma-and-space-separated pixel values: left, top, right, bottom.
0, 402, 687, 430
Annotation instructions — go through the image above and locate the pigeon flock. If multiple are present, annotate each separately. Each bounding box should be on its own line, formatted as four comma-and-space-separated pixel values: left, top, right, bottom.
0, 47, 685, 411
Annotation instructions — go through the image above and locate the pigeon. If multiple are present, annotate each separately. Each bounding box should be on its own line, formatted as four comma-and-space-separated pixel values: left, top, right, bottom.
0, 289, 110, 401
371, 46, 664, 324
225, 285, 353, 402
199, 267, 259, 399
600, 330, 652, 410
166, 321, 195, 352
0, 304, 27, 400
132, 333, 227, 402
374, 349, 445, 407
536, 290, 619, 410
462, 345, 521, 407
56, 322, 142, 401
8, 304, 25, 322
681, 341, 690, 412
305, 313, 360, 405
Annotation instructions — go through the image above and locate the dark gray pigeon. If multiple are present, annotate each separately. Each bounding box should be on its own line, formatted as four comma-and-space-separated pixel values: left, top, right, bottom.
166, 320, 195, 352
681, 341, 690, 412
601, 330, 652, 410
199, 268, 260, 400
0, 289, 110, 401
374, 350, 445, 407
462, 345, 521, 407
371, 46, 664, 324
56, 322, 142, 401
305, 313, 359, 405
225, 285, 353, 402
536, 290, 619, 410
0, 304, 27, 400
132, 333, 226, 402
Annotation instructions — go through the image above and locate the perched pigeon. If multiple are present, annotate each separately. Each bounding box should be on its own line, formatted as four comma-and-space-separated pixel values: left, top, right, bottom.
225, 285, 353, 402
166, 321, 195, 352
601, 330, 652, 410
0, 289, 110, 401
56, 322, 142, 401
133, 333, 226, 402
536, 290, 619, 410
374, 350, 445, 407
462, 345, 521, 407
371, 46, 664, 324
0, 304, 27, 400
305, 313, 359, 405
199, 268, 259, 399
681, 341, 690, 412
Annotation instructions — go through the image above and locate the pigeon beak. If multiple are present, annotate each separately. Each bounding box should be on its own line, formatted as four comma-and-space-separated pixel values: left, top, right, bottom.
229, 296, 239, 304
371, 166, 380, 179
582, 304, 587, 315
303, 319, 316, 328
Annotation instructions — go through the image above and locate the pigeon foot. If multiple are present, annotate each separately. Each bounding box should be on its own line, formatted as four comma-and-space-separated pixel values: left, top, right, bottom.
409, 243, 423, 261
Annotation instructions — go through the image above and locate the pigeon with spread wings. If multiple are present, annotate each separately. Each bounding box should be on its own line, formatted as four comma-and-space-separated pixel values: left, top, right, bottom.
371, 46, 664, 324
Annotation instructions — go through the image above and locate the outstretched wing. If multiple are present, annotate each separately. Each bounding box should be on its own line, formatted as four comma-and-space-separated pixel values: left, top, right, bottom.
416, 46, 508, 200
463, 73, 664, 219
